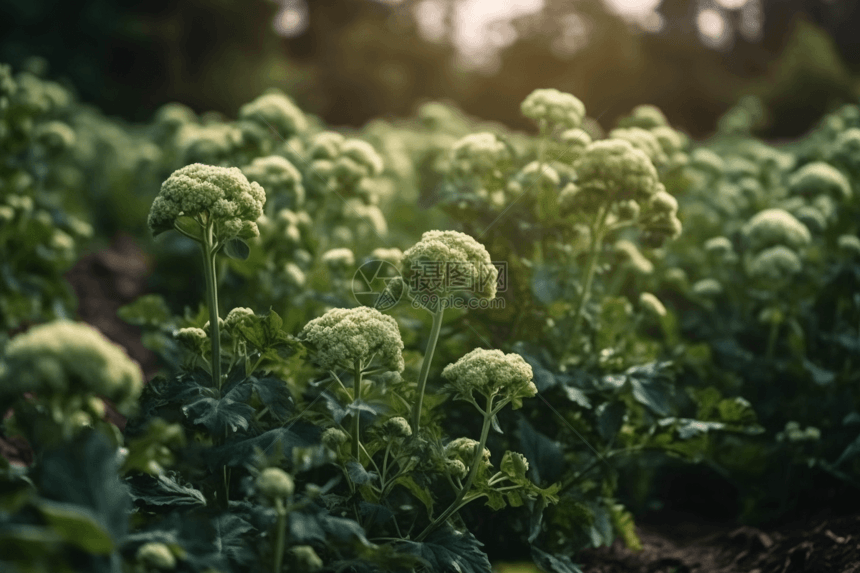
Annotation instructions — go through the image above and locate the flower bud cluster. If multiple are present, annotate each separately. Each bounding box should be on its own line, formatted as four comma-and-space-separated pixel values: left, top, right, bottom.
442, 348, 536, 408
241, 155, 305, 210
300, 306, 404, 373
741, 208, 810, 285
2, 320, 144, 415
521, 88, 586, 130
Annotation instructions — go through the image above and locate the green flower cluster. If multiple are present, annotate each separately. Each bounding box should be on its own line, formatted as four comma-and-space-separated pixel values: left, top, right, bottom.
148, 163, 266, 242
2, 320, 143, 414
449, 132, 511, 177
300, 306, 404, 372
561, 139, 662, 213
238, 90, 308, 138
442, 348, 536, 409
241, 155, 305, 210
521, 88, 586, 130
401, 230, 498, 301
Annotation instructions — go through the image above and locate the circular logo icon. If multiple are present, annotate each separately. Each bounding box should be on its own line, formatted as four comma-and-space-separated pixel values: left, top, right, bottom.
352, 260, 403, 311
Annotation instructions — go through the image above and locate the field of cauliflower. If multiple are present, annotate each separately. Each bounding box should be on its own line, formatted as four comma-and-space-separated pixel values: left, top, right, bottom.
1, 59, 859, 573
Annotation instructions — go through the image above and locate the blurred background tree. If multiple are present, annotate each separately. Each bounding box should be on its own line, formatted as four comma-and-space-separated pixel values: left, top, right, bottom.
0, 0, 858, 137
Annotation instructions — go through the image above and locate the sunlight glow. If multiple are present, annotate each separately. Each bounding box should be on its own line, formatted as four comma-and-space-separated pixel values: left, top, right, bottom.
697, 8, 727, 41
715, 0, 749, 9
272, 0, 309, 38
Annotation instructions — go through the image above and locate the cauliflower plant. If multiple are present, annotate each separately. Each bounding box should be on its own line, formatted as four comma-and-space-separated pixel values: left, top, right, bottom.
2, 320, 143, 415
745, 245, 803, 283
148, 163, 266, 243
401, 230, 498, 302
241, 155, 305, 209
300, 306, 404, 373
238, 90, 307, 137
563, 139, 662, 214
742, 208, 811, 253
521, 88, 586, 131
442, 348, 536, 410
788, 162, 852, 201
148, 163, 266, 389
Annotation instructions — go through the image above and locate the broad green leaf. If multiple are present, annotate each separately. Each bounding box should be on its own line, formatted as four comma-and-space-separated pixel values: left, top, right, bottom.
33, 432, 129, 551
204, 425, 319, 470
34, 499, 115, 554
211, 513, 256, 567
223, 238, 250, 261
347, 461, 379, 485
392, 475, 434, 517
530, 546, 583, 573
397, 526, 492, 573
518, 417, 565, 485
125, 471, 207, 508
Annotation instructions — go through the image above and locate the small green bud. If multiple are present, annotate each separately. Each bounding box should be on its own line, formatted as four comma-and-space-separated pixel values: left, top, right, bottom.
639, 292, 667, 317
838, 234, 860, 257
256, 467, 294, 499
445, 458, 468, 479
692, 278, 723, 297
321, 427, 349, 450
382, 416, 412, 438
136, 542, 176, 570
289, 545, 323, 572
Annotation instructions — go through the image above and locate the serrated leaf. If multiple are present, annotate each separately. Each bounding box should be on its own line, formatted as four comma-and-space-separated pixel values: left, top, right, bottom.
562, 385, 592, 409
347, 461, 379, 485
608, 503, 642, 550
205, 425, 319, 469
398, 526, 492, 573
392, 475, 434, 517
359, 501, 394, 525
224, 238, 250, 261
531, 546, 583, 573
518, 417, 565, 485
248, 375, 293, 421
289, 508, 370, 545
211, 513, 256, 566
628, 375, 670, 417
182, 380, 255, 435
125, 472, 207, 508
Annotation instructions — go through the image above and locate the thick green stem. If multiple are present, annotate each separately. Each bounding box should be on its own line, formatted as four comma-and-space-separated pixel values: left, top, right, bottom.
352, 360, 363, 460
416, 394, 494, 542
411, 307, 444, 436
273, 497, 287, 573
201, 228, 222, 389
570, 205, 610, 336
766, 319, 780, 361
